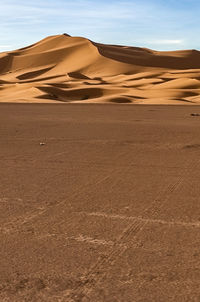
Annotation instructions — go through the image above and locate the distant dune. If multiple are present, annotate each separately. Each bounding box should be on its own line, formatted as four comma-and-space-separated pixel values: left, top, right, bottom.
1, 34, 200, 104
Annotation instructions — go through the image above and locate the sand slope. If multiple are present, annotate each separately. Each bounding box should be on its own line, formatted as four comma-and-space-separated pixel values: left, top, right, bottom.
1, 34, 200, 104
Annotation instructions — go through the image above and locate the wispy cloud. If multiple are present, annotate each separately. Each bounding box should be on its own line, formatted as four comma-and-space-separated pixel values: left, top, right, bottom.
150, 39, 184, 45
0, 45, 14, 51
0, 45, 13, 48
0, 0, 199, 51
0, 0, 141, 20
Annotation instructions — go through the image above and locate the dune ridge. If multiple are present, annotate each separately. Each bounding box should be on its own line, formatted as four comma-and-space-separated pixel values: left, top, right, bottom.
1, 34, 200, 104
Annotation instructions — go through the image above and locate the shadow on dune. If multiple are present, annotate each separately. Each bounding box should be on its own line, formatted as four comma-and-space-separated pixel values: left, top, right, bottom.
68, 72, 90, 80
93, 42, 200, 70
36, 86, 103, 102
1, 34, 200, 104
0, 54, 13, 74
108, 97, 132, 103
17, 66, 55, 80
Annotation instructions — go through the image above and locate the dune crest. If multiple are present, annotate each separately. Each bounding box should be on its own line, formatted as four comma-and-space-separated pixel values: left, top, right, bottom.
1, 34, 200, 104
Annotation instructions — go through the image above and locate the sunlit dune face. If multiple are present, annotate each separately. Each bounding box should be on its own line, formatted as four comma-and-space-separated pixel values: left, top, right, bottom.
0, 34, 200, 104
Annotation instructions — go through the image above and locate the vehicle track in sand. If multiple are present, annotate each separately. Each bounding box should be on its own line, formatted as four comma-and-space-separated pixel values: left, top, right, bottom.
68, 154, 199, 301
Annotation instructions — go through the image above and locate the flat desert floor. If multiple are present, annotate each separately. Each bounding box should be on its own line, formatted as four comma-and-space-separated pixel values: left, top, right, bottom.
1, 104, 200, 302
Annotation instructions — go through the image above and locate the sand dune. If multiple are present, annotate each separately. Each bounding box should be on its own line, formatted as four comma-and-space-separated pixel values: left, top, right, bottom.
1, 34, 200, 104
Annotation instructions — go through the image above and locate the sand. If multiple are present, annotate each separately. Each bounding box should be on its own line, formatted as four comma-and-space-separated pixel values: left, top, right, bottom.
1, 33, 200, 301
1, 103, 200, 301
1, 34, 200, 104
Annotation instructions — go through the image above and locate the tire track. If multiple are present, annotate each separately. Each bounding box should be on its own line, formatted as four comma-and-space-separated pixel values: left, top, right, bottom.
143, 154, 200, 219
143, 174, 184, 217
81, 211, 200, 228
0, 148, 130, 234
69, 155, 198, 301
69, 219, 146, 301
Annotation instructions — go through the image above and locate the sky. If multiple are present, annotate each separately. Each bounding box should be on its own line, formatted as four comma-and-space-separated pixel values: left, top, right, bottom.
0, 0, 200, 52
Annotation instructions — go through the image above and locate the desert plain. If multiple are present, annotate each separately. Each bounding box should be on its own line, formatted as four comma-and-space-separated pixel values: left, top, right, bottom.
1, 34, 200, 302
1, 103, 200, 301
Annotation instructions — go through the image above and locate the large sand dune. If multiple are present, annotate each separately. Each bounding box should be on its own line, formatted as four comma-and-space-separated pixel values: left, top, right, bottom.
1, 34, 200, 104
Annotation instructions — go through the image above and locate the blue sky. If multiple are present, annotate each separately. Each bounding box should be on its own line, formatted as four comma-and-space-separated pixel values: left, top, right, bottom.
0, 0, 199, 52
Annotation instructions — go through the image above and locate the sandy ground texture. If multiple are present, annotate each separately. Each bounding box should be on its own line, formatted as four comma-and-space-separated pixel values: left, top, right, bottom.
1, 34, 200, 104
1, 103, 200, 301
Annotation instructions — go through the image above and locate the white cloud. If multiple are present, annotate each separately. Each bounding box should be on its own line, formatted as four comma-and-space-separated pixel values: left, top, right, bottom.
0, 45, 12, 48
0, 0, 199, 50
0, 45, 14, 52
0, 0, 142, 20
150, 39, 184, 45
